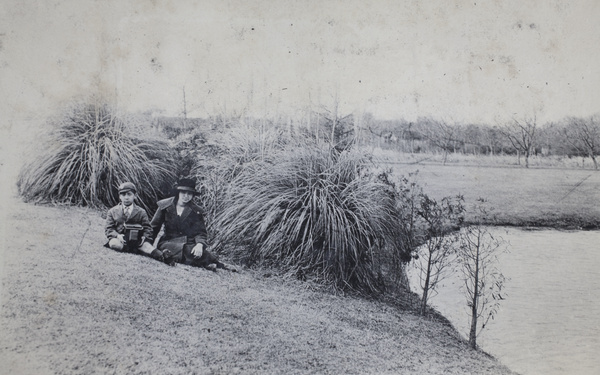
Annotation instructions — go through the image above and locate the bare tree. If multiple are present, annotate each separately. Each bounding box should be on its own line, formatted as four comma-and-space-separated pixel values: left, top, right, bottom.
417, 118, 460, 165
456, 200, 508, 349
317, 100, 355, 151
181, 86, 188, 131
561, 115, 600, 170
414, 194, 465, 315
182, 86, 187, 119
499, 116, 538, 168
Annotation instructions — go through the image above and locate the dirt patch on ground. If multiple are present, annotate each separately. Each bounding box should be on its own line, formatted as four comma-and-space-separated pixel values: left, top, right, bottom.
0, 198, 517, 374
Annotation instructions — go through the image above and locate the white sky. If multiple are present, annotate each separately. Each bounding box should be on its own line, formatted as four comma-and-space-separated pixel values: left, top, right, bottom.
1, 0, 599, 125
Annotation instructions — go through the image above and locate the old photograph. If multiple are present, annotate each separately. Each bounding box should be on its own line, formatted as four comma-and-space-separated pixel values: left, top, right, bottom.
1, 1, 599, 374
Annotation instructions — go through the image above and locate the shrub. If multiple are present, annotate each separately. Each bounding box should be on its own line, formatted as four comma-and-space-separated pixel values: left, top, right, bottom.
169, 125, 208, 178
378, 171, 424, 289
214, 142, 408, 293
191, 125, 288, 234
17, 100, 176, 211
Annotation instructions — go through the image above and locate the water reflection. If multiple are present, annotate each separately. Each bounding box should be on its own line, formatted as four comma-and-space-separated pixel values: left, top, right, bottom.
408, 228, 600, 375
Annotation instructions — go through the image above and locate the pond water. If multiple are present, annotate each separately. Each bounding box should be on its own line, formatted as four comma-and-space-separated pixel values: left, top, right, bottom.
408, 228, 600, 375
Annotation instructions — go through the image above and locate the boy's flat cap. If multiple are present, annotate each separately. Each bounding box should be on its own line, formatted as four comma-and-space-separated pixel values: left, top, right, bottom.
118, 182, 137, 193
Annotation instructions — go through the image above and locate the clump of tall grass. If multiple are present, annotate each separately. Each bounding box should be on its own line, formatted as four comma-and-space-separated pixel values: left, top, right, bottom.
17, 100, 176, 211
191, 125, 289, 233
214, 142, 409, 294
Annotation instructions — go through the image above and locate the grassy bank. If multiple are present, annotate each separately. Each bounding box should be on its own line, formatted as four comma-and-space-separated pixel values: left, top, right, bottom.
0, 196, 516, 375
387, 162, 600, 229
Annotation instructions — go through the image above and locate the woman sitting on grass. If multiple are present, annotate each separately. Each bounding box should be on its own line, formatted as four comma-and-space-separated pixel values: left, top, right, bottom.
150, 178, 234, 271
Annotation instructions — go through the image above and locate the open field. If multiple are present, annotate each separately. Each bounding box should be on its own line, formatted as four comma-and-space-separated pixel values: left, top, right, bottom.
386, 161, 600, 229
0, 196, 517, 375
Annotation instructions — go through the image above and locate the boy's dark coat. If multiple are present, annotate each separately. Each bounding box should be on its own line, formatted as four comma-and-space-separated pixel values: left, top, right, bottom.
105, 203, 154, 244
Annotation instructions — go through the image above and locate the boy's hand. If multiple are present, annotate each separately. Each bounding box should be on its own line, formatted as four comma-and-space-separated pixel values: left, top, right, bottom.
117, 234, 125, 244
191, 243, 204, 258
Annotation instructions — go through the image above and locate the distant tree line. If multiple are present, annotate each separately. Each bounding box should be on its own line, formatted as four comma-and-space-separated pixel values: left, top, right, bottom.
363, 114, 600, 169
154, 108, 600, 169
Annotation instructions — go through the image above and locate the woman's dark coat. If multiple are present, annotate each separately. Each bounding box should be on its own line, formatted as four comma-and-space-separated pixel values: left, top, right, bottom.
150, 197, 207, 261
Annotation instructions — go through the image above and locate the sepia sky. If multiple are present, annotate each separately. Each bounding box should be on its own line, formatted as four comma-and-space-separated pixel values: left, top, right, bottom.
1, 0, 600, 126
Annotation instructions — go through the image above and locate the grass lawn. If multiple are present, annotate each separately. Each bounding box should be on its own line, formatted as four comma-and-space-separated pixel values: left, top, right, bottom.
0, 196, 517, 375
388, 162, 600, 229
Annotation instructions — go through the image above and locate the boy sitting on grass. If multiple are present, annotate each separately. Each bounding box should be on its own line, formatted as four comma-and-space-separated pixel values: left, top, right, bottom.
105, 182, 166, 263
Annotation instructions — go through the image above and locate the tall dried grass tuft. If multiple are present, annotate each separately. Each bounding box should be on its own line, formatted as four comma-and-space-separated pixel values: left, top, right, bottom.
17, 101, 176, 211
192, 125, 288, 233
215, 142, 408, 293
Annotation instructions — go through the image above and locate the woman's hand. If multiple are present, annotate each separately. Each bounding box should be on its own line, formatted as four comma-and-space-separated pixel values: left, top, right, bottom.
191, 243, 204, 258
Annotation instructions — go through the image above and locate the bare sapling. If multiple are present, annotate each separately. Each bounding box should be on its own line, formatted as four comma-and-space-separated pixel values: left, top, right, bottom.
456, 200, 508, 349
414, 194, 465, 315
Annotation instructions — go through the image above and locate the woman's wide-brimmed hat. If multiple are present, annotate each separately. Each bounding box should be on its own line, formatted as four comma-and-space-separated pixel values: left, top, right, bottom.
175, 178, 199, 195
